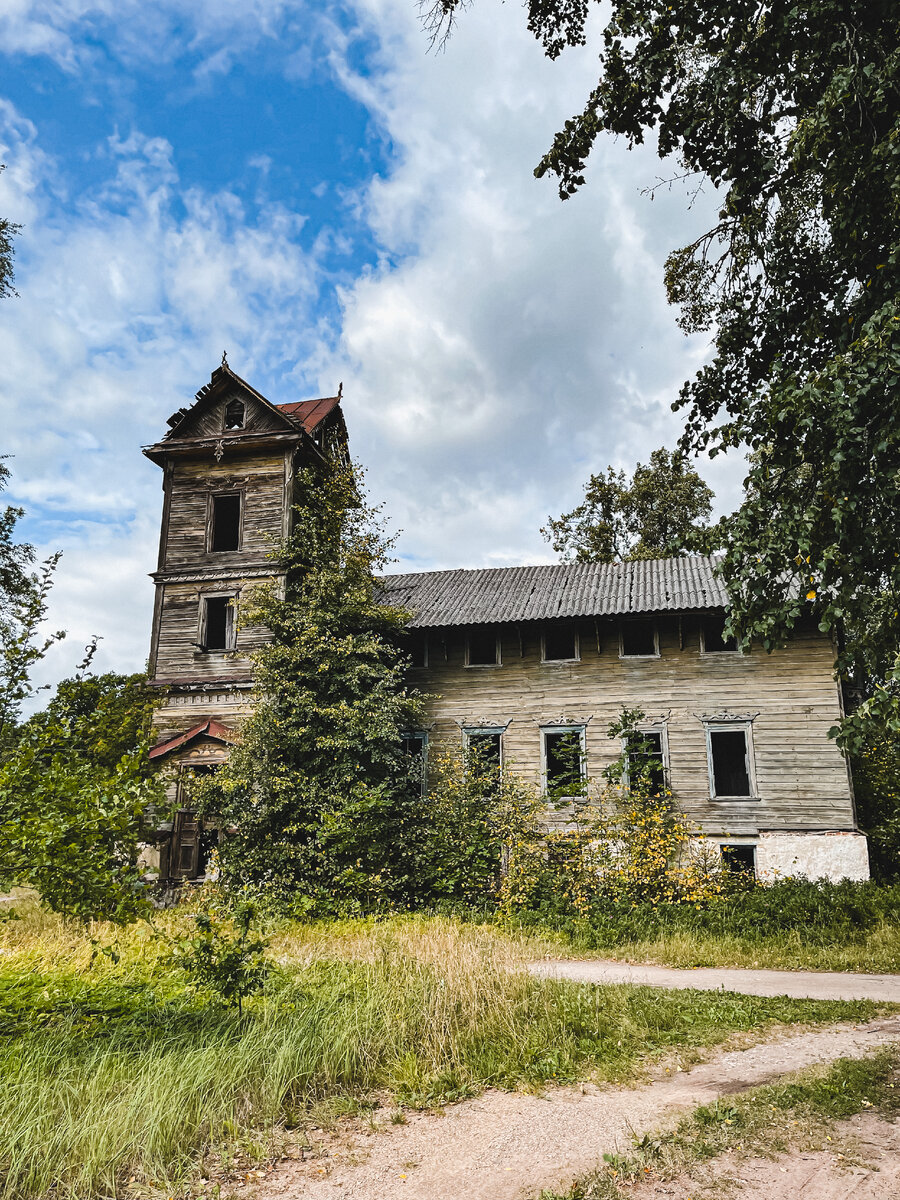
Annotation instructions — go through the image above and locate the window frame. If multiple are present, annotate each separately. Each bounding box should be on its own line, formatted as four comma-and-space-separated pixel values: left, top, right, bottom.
705, 721, 757, 800
541, 625, 580, 664
223, 398, 245, 430
699, 614, 741, 656
541, 724, 587, 798
719, 842, 758, 876
620, 724, 669, 792
207, 490, 244, 554
465, 628, 501, 668
462, 725, 505, 768
198, 591, 238, 653
619, 618, 660, 659
400, 730, 429, 793
408, 630, 429, 670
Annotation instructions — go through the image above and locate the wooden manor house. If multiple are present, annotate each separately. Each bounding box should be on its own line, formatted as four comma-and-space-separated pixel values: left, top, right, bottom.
143, 365, 870, 885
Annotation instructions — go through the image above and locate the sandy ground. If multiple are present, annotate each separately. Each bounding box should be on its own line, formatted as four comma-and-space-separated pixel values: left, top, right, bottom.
257, 1016, 900, 1200
627, 1110, 900, 1199
530, 959, 900, 1002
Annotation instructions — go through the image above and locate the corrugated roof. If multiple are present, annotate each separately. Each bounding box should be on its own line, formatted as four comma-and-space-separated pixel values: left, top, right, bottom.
277, 396, 340, 435
381, 556, 728, 626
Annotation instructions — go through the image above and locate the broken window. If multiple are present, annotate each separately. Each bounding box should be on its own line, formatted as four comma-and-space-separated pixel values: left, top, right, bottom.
408, 631, 428, 669
401, 731, 428, 792
210, 493, 241, 552
465, 728, 503, 769
543, 625, 578, 662
707, 726, 753, 797
721, 844, 756, 874
202, 595, 236, 651
620, 618, 658, 657
467, 627, 500, 666
701, 614, 738, 653
224, 399, 245, 429
624, 729, 666, 793
543, 727, 586, 797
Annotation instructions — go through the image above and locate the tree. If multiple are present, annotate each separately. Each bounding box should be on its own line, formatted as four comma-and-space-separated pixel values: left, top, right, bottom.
0, 166, 19, 301
542, 447, 713, 562
429, 1, 900, 736
199, 461, 431, 915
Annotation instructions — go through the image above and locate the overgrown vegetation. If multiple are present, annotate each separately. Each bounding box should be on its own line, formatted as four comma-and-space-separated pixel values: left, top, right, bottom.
0, 902, 885, 1200
539, 1047, 900, 1199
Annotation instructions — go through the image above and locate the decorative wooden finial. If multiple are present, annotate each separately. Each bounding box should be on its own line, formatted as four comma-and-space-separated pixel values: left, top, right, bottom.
337, 381, 343, 399
222, 349, 229, 368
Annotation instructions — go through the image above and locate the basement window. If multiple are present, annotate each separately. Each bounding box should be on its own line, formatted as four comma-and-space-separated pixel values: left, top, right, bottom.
721, 844, 757, 875
542, 625, 579, 663
223, 399, 245, 430
707, 725, 754, 798
210, 494, 241, 552
543, 727, 586, 798
466, 628, 500, 667
701, 614, 738, 653
620, 618, 658, 658
624, 729, 667, 794
201, 595, 236, 652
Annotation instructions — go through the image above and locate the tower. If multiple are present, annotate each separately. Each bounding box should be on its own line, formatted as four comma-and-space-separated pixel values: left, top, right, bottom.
142, 363, 348, 880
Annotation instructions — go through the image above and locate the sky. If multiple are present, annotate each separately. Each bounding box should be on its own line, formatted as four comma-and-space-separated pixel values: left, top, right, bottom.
0, 0, 740, 700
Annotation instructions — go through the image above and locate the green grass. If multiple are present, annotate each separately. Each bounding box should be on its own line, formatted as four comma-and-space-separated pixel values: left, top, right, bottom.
538, 1047, 900, 1199
0, 903, 890, 1199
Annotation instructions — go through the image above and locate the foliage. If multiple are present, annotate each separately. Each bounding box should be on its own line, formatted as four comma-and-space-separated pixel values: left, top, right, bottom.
0, 907, 880, 1200
170, 896, 270, 1014
851, 735, 900, 882
0, 461, 64, 750
0, 167, 19, 302
199, 461, 429, 914
430, 0, 900, 730
542, 447, 714, 563
19, 660, 158, 775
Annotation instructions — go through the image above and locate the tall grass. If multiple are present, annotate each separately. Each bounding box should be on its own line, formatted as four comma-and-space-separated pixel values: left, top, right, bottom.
0, 905, 887, 1199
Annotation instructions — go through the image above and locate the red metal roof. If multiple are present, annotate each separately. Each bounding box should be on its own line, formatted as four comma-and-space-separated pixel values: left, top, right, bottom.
277, 395, 340, 434
149, 719, 238, 760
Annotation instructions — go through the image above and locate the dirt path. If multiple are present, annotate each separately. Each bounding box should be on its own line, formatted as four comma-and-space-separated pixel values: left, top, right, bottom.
530, 959, 900, 1001
260, 1016, 900, 1200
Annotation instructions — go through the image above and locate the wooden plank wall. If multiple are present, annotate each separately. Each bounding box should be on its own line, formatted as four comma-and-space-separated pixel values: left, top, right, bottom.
414, 614, 855, 835
179, 392, 287, 440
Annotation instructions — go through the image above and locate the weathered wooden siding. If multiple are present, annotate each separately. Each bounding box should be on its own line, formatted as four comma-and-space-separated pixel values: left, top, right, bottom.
153, 579, 274, 679
152, 694, 255, 743
415, 614, 855, 835
177, 391, 287, 440
163, 451, 289, 570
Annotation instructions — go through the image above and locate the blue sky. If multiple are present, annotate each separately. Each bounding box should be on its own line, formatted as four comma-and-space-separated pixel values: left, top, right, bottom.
0, 0, 737, 699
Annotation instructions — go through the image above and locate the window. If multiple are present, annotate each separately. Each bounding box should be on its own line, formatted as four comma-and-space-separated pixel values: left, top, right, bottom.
210, 493, 241, 552
223, 399, 245, 429
620, 618, 658, 657
464, 727, 503, 768
542, 625, 579, 662
624, 728, 667, 793
707, 725, 754, 798
408, 631, 428, 669
701, 614, 738, 653
401, 731, 428, 792
201, 595, 236, 651
721, 844, 756, 875
543, 727, 586, 798
466, 627, 500, 666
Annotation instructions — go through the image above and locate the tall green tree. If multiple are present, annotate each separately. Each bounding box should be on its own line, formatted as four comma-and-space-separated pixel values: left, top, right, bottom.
0, 165, 19, 302
542, 447, 713, 562
429, 1, 900, 738
200, 462, 430, 914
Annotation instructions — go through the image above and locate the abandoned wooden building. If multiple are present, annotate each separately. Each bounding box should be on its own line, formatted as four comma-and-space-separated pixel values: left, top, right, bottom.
144, 366, 869, 884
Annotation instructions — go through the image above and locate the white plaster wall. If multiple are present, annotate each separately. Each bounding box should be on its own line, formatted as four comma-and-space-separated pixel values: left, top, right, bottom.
755, 831, 870, 882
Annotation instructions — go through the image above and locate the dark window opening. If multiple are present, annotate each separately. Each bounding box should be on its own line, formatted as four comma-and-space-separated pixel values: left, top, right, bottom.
702, 615, 737, 653
625, 730, 665, 793
203, 596, 234, 651
466, 731, 502, 768
408, 632, 428, 669
401, 732, 427, 757
721, 844, 756, 874
621, 619, 657, 657
710, 728, 751, 797
211, 494, 241, 552
545, 729, 585, 796
224, 399, 245, 429
544, 625, 578, 662
467, 627, 499, 666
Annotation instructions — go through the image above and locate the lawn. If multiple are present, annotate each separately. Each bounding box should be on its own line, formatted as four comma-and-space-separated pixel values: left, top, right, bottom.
0, 898, 888, 1199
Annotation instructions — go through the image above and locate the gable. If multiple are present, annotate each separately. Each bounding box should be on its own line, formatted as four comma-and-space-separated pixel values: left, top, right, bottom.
164, 368, 298, 443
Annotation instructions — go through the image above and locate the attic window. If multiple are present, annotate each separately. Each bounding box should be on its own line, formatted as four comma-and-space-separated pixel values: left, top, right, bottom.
701, 615, 738, 653
620, 618, 658, 658
543, 625, 579, 663
224, 399, 245, 430
466, 628, 500, 667
210, 494, 241, 552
